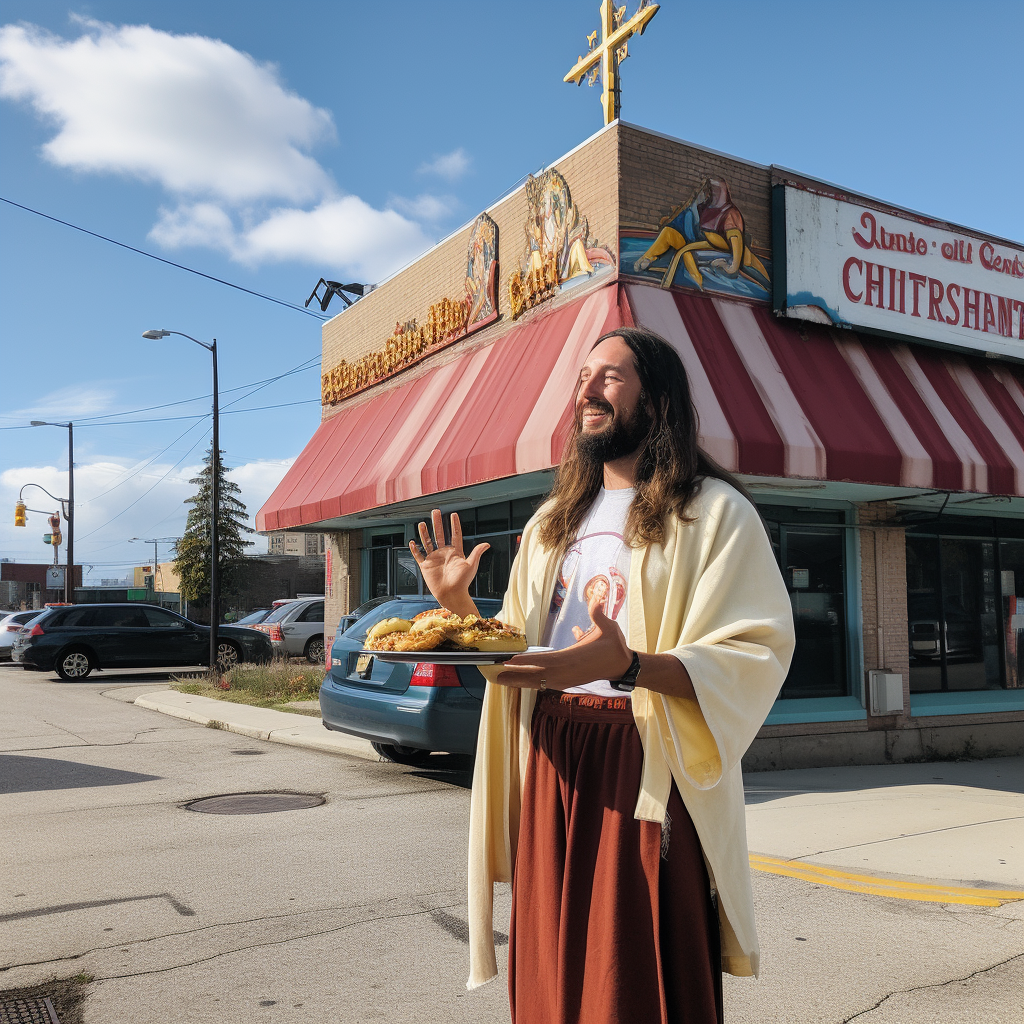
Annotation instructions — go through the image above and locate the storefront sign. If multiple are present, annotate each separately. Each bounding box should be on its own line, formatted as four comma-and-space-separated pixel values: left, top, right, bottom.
322, 213, 498, 405
507, 169, 613, 320
774, 183, 1024, 359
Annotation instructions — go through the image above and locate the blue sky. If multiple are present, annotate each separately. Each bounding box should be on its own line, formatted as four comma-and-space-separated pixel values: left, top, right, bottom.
1, 1, 1021, 583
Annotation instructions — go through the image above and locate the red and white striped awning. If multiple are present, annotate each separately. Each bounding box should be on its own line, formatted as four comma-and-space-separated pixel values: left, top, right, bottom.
257, 281, 1024, 531
629, 285, 1024, 495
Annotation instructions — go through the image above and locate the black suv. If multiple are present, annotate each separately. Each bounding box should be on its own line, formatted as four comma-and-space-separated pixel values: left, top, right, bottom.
13, 604, 273, 679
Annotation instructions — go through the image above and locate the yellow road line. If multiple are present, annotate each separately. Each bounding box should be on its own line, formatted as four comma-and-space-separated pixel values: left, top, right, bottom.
749, 854, 1024, 907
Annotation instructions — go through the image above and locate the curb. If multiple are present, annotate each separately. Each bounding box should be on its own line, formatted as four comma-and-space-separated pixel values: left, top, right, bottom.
134, 690, 379, 761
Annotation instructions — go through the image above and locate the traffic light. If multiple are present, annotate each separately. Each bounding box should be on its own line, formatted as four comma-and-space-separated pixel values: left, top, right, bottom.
14, 501, 26, 527
46, 514, 62, 547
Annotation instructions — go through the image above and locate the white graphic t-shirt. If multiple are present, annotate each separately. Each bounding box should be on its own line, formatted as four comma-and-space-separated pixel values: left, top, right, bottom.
543, 487, 634, 697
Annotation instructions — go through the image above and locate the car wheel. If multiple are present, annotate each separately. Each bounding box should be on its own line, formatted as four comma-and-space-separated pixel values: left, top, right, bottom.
216, 641, 241, 670
371, 742, 433, 767
304, 635, 325, 664
55, 647, 93, 680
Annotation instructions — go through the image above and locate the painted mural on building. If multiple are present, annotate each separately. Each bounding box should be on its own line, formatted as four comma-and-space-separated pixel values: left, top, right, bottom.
465, 212, 499, 328
321, 212, 499, 406
621, 175, 772, 301
508, 169, 614, 319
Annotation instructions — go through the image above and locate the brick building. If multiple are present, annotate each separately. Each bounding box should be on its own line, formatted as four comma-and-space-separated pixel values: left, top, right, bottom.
258, 121, 1024, 768
0, 561, 83, 611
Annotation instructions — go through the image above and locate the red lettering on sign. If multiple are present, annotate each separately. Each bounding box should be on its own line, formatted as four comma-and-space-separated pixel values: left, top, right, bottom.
865, 262, 884, 307
843, 257, 864, 302
997, 296, 1015, 338
963, 289, 981, 331
909, 273, 928, 317
1015, 301, 1024, 340
927, 278, 945, 321
983, 293, 997, 333
945, 283, 961, 326
980, 242, 996, 270
852, 213, 876, 250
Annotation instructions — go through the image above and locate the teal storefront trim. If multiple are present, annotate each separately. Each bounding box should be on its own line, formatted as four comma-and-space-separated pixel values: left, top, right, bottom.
764, 695, 867, 725
910, 690, 1024, 717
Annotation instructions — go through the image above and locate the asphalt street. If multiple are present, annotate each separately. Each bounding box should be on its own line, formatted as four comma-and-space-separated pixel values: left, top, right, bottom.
1, 662, 1021, 1023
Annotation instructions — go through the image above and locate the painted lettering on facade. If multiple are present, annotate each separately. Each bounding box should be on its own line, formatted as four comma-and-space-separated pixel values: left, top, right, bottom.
322, 213, 498, 405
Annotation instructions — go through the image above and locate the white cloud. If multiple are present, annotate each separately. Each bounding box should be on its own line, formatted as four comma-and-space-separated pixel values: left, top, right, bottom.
0, 19, 437, 281
3, 385, 117, 423
390, 193, 458, 223
0, 455, 296, 584
418, 148, 470, 181
150, 197, 433, 282
0, 20, 334, 204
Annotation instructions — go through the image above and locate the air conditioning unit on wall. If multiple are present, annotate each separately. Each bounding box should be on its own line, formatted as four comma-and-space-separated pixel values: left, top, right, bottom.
869, 671, 904, 715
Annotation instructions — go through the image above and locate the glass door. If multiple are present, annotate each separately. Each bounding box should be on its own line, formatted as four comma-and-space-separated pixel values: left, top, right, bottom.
368, 532, 405, 598
907, 535, 1000, 692
779, 526, 847, 698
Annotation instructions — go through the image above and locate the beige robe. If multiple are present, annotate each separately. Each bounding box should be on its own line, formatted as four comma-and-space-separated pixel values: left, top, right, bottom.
467, 478, 796, 989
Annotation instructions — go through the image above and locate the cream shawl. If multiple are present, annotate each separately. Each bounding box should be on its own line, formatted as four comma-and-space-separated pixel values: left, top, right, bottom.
466, 477, 796, 989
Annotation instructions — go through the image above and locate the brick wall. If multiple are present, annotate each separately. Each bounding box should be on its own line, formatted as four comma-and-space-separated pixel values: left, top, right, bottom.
324, 529, 362, 655
320, 124, 620, 415
616, 124, 772, 254
857, 502, 911, 725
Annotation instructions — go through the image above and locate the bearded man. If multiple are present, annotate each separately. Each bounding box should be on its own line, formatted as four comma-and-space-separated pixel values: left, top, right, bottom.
410, 327, 795, 1024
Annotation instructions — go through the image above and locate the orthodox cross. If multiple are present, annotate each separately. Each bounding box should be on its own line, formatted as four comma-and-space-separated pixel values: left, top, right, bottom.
563, 0, 660, 125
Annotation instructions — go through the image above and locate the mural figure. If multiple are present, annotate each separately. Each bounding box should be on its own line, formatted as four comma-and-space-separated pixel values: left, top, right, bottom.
624, 175, 771, 300
509, 169, 615, 318
464, 213, 498, 327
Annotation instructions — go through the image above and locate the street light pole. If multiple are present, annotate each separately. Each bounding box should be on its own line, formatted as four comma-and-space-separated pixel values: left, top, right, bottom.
30, 420, 75, 603
142, 329, 220, 673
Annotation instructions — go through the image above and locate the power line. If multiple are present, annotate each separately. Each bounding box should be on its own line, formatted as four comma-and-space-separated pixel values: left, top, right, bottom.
0, 355, 323, 431
0, 196, 330, 321
77, 428, 212, 542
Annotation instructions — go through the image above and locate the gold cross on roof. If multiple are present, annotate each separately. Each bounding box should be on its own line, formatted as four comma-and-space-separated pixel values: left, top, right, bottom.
564, 0, 660, 125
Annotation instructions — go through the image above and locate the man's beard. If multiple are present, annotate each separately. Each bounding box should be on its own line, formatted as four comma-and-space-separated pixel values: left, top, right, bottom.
576, 399, 652, 464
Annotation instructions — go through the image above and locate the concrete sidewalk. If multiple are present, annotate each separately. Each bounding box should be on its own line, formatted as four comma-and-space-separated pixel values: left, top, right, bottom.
134, 689, 1024, 898
134, 689, 378, 761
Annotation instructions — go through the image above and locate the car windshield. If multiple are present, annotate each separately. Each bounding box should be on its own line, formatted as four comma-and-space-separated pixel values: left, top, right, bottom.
236, 609, 269, 625
263, 603, 299, 624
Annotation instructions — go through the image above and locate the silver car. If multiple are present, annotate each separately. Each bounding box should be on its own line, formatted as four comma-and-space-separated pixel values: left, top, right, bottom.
0, 610, 43, 661
263, 597, 325, 663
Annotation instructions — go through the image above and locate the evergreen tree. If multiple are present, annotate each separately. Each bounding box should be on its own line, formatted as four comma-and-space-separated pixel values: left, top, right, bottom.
174, 444, 253, 603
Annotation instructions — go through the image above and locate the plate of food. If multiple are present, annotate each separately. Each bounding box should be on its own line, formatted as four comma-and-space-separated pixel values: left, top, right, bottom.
361, 608, 541, 665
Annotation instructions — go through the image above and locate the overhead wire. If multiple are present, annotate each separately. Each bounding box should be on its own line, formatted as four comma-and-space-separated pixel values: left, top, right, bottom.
0, 196, 330, 321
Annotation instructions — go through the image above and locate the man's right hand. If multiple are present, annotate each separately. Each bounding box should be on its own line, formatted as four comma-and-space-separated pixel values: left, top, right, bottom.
409, 509, 488, 619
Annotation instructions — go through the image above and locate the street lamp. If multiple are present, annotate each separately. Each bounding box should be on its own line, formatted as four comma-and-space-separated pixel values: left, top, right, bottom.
30, 420, 74, 604
143, 329, 220, 673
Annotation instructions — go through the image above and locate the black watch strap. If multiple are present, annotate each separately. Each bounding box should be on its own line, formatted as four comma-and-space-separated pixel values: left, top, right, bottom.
611, 650, 641, 692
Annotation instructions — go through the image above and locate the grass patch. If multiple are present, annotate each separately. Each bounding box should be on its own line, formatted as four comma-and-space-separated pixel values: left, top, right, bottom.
171, 659, 324, 713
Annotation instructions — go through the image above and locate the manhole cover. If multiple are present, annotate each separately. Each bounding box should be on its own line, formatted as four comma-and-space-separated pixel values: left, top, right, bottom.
185, 792, 324, 815
0, 996, 60, 1023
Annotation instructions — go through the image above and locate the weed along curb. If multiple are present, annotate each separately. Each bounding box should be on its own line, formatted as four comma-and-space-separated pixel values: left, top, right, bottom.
134, 690, 378, 761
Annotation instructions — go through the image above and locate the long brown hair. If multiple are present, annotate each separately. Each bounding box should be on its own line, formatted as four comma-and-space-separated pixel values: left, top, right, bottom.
537, 326, 754, 554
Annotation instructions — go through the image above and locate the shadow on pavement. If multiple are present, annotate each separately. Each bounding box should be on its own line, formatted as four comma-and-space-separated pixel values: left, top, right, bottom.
406, 752, 474, 789
0, 754, 161, 794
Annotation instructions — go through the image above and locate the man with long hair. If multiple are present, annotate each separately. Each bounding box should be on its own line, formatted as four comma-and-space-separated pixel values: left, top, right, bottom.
410, 327, 795, 1024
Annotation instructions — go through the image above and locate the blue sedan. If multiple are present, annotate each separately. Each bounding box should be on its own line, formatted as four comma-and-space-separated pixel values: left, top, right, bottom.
321, 596, 502, 765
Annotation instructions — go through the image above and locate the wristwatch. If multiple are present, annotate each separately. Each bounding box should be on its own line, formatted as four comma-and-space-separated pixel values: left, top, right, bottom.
610, 650, 641, 692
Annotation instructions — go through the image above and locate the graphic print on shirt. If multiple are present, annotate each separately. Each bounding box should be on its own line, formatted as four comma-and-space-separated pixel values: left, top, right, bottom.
545, 488, 634, 697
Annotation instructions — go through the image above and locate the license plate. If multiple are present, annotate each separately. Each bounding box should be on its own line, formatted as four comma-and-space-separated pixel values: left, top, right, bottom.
355, 653, 373, 674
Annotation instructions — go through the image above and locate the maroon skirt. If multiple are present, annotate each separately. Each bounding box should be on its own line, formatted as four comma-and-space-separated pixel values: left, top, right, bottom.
509, 691, 723, 1024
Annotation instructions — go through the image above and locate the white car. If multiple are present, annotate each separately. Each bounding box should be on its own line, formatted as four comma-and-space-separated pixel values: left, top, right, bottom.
255, 597, 325, 663
0, 610, 43, 661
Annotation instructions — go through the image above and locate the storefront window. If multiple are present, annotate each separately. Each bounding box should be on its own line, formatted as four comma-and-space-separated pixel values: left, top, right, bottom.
759, 505, 849, 700
998, 540, 1024, 690
907, 533, 1002, 692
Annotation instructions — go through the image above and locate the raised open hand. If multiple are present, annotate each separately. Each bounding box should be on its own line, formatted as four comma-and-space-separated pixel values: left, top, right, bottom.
409, 510, 489, 617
